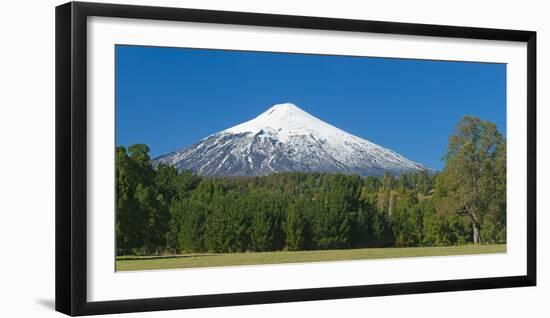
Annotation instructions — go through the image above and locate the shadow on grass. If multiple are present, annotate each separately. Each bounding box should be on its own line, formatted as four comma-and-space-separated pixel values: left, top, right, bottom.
117, 254, 221, 261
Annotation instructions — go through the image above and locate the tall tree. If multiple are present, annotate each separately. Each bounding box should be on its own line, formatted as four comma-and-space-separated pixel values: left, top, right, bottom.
116, 146, 141, 254
434, 116, 505, 244
285, 199, 310, 251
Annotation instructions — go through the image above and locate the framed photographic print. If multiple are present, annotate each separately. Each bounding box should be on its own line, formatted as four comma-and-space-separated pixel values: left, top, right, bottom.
55, 1, 536, 316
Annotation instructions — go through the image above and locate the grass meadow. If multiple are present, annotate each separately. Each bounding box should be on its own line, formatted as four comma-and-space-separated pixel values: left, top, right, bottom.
116, 244, 505, 271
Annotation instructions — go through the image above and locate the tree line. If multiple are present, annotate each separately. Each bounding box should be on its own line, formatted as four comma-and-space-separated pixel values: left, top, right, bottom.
116, 116, 506, 255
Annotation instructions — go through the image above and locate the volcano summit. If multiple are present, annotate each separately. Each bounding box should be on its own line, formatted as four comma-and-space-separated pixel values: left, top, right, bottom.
154, 103, 430, 177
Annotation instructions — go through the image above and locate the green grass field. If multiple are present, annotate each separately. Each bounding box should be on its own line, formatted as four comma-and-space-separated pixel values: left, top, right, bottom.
116, 244, 505, 271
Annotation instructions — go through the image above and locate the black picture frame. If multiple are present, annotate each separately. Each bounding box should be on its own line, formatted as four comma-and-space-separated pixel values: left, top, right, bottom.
55, 1, 537, 316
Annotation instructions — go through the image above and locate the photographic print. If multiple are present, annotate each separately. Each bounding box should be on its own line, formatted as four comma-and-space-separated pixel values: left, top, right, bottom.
56, 3, 535, 314
114, 45, 507, 272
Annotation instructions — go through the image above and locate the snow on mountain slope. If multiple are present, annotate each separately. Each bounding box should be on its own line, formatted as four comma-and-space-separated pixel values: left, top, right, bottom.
154, 103, 430, 177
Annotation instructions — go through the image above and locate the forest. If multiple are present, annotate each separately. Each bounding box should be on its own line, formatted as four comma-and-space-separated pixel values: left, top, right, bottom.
115, 116, 506, 255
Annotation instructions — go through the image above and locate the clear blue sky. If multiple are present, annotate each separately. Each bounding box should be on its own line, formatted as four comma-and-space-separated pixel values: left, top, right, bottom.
116, 45, 506, 170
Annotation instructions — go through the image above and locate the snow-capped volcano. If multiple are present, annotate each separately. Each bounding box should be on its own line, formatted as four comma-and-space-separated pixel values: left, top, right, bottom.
154, 103, 430, 177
